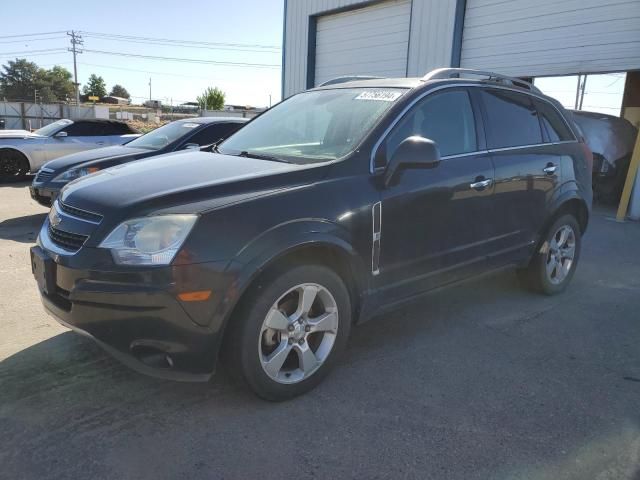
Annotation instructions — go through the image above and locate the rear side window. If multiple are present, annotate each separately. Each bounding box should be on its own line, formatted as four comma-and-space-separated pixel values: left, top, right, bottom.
62, 121, 103, 137
481, 89, 542, 148
186, 123, 243, 146
385, 89, 477, 159
534, 100, 574, 142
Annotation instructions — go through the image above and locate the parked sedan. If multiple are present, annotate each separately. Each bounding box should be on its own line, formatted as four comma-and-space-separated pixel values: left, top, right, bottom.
0, 119, 140, 181
30, 117, 248, 206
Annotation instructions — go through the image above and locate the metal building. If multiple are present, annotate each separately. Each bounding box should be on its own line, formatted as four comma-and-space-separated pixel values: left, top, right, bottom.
282, 0, 640, 98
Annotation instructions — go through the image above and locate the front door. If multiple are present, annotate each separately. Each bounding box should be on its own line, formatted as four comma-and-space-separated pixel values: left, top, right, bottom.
374, 88, 496, 302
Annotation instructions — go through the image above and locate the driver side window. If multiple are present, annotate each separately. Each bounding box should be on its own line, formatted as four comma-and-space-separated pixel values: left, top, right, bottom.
384, 89, 477, 163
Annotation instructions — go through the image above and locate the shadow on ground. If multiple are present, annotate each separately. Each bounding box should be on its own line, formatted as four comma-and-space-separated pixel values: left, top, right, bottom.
0, 213, 46, 243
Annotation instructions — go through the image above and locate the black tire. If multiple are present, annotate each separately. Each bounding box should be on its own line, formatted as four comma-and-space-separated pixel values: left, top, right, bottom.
517, 214, 581, 295
224, 264, 351, 401
0, 149, 30, 182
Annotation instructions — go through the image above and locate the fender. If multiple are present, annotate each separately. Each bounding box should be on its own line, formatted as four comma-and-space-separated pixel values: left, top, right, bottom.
232, 218, 369, 297
548, 179, 591, 225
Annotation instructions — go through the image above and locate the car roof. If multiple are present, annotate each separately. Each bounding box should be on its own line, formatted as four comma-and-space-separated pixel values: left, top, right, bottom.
175, 117, 249, 125
67, 118, 130, 125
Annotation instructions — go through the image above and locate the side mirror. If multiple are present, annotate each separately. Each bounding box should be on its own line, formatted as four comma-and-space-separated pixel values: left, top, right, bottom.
181, 143, 200, 150
384, 136, 440, 187
54, 131, 68, 138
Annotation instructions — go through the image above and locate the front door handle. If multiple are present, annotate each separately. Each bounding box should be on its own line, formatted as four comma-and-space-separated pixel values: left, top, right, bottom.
470, 178, 492, 190
543, 163, 557, 175
96, 141, 106, 145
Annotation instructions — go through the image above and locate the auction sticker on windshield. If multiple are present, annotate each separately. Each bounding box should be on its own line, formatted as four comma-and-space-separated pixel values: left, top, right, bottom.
355, 90, 403, 102
182, 123, 199, 128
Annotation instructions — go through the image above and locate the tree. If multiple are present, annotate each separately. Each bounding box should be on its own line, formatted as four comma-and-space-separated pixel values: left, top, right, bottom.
109, 84, 130, 99
0, 58, 40, 100
82, 74, 107, 98
197, 87, 225, 110
0, 58, 74, 102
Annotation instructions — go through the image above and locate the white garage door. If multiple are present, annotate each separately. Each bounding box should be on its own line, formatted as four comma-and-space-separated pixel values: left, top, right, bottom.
314, 0, 412, 87
461, 0, 640, 76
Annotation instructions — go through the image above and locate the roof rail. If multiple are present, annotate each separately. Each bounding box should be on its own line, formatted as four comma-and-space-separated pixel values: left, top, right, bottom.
318, 75, 384, 87
422, 68, 542, 94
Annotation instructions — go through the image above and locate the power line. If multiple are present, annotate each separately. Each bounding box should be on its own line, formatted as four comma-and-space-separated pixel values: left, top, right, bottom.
83, 49, 280, 68
0, 48, 67, 55
0, 36, 67, 45
0, 31, 67, 39
80, 31, 280, 50
78, 62, 214, 80
81, 34, 280, 54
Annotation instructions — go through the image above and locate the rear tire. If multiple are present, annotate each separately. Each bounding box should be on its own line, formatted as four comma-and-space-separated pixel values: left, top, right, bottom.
517, 214, 581, 295
224, 264, 351, 401
0, 149, 30, 182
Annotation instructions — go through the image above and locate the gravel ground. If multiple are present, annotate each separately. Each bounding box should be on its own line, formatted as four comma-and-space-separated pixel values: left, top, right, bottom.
1, 181, 639, 480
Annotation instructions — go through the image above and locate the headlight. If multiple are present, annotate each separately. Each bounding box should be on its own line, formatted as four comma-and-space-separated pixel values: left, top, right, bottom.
99, 215, 198, 266
53, 166, 101, 182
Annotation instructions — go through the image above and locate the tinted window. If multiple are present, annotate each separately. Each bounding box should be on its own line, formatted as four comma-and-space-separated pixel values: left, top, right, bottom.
534, 100, 574, 142
63, 121, 103, 137
481, 89, 542, 148
386, 89, 477, 159
186, 123, 243, 146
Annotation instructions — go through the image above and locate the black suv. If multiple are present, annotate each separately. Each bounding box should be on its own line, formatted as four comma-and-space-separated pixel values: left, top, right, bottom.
31, 68, 592, 401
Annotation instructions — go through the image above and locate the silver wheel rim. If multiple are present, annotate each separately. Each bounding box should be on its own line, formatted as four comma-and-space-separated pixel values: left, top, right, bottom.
546, 225, 576, 285
259, 283, 339, 384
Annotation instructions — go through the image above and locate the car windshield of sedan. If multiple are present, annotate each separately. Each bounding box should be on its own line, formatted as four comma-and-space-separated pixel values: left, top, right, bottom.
126, 121, 201, 150
34, 119, 73, 137
218, 88, 407, 163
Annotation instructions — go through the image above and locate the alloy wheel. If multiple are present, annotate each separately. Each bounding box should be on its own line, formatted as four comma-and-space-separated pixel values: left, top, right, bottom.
258, 283, 339, 384
546, 225, 576, 285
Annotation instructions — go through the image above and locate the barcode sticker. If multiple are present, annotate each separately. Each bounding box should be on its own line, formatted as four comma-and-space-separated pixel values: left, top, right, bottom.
355, 90, 402, 102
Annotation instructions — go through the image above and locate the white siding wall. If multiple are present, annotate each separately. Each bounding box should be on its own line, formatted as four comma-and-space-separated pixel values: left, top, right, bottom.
461, 0, 640, 76
283, 0, 458, 97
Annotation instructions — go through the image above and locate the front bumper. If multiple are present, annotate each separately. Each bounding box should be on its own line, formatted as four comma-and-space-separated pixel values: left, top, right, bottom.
30, 243, 239, 382
30, 183, 61, 207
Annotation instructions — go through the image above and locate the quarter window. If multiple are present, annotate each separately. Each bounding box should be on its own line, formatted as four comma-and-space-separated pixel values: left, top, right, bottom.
534, 100, 574, 142
481, 89, 542, 148
385, 89, 477, 160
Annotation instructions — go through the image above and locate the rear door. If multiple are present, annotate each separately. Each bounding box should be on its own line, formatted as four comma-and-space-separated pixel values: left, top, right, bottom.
479, 88, 565, 262
375, 88, 496, 301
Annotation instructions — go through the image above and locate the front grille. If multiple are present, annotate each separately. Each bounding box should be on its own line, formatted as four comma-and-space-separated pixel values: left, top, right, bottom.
48, 224, 88, 252
35, 169, 54, 182
58, 201, 103, 223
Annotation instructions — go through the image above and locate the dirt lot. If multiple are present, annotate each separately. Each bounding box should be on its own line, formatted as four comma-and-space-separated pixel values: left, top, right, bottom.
1, 181, 640, 480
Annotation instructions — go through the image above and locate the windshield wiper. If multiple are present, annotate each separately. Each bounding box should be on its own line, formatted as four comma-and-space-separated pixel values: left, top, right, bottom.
236, 151, 290, 163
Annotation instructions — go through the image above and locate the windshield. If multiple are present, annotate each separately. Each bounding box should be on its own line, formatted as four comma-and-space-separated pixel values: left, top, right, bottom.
34, 119, 72, 137
218, 88, 406, 163
126, 121, 201, 150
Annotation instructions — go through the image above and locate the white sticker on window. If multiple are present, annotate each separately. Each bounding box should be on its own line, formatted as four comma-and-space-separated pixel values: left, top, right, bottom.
355, 90, 402, 102
182, 123, 199, 128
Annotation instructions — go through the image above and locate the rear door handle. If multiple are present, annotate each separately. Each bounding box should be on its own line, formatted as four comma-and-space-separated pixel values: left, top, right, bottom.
543, 164, 557, 174
470, 178, 492, 190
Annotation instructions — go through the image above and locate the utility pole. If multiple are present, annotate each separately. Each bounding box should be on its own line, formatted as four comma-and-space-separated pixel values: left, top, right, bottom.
67, 31, 83, 106
149, 78, 152, 102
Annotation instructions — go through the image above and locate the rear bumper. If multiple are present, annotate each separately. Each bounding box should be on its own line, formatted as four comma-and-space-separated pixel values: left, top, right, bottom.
31, 244, 239, 382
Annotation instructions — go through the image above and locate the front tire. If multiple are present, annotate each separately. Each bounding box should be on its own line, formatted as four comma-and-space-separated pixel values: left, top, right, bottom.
518, 214, 581, 295
225, 264, 351, 401
0, 149, 30, 182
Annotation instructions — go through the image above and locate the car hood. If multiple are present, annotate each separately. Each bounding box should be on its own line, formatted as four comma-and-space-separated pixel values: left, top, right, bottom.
60, 151, 325, 215
0, 130, 43, 139
43, 145, 149, 172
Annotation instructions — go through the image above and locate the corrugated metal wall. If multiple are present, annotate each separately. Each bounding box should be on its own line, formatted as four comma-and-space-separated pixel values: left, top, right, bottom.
282, 0, 458, 97
461, 0, 640, 76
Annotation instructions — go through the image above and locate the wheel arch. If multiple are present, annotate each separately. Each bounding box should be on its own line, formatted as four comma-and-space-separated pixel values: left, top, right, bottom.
0, 146, 34, 171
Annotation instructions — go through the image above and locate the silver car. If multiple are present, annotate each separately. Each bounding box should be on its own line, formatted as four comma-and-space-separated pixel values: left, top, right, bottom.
0, 119, 140, 181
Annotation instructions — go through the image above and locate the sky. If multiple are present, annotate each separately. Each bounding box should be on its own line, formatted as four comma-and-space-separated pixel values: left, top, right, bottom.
0, 0, 284, 107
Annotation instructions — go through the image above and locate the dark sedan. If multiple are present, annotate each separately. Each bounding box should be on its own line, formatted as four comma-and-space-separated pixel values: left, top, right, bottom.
30, 117, 247, 206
